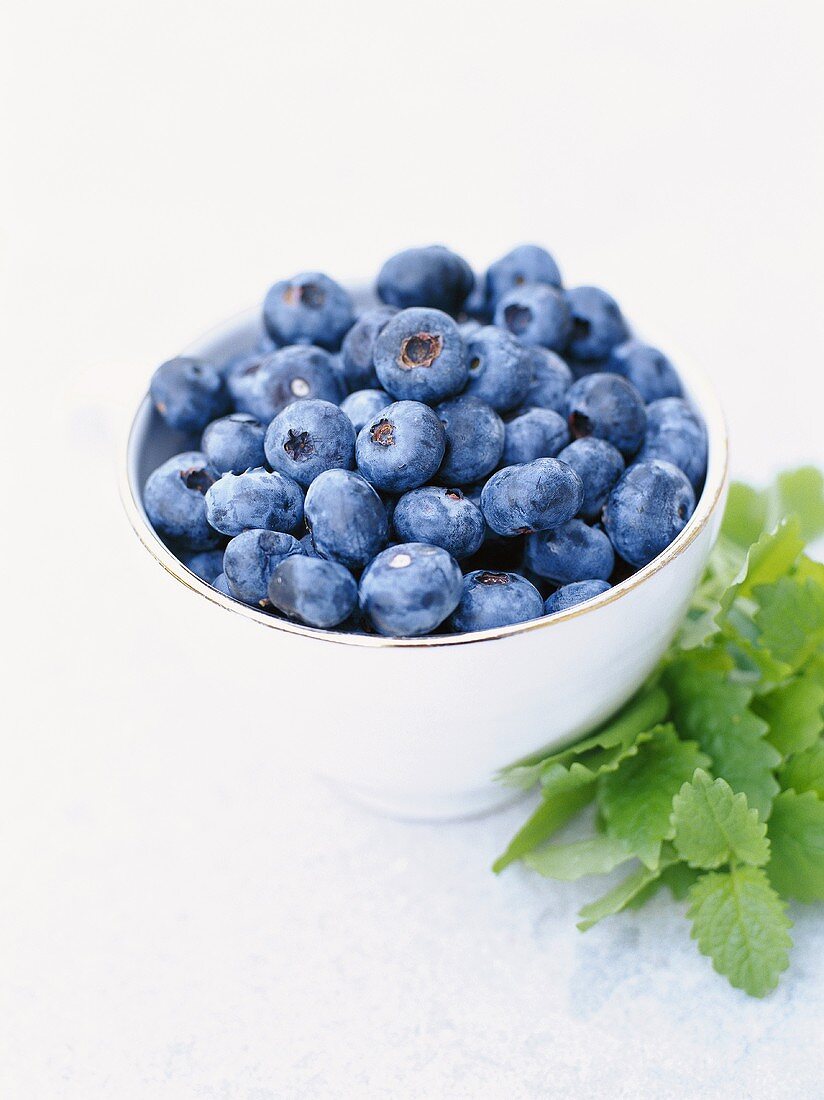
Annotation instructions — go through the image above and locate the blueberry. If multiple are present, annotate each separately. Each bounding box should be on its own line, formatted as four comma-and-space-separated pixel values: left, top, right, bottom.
144, 451, 219, 550
339, 307, 397, 390
223, 529, 304, 607
340, 389, 391, 434
264, 399, 355, 488
373, 307, 467, 404
180, 548, 225, 583
263, 272, 355, 351
565, 286, 629, 361
236, 345, 343, 422
502, 407, 570, 465
450, 570, 544, 632
544, 579, 612, 615
268, 555, 358, 628
392, 486, 485, 560
637, 397, 707, 489
460, 283, 491, 324
376, 245, 474, 315
485, 244, 562, 308
435, 395, 504, 485
224, 349, 272, 412
458, 319, 483, 340
202, 413, 267, 474
603, 460, 695, 568
524, 520, 615, 583
494, 285, 572, 352
523, 346, 573, 413
212, 572, 233, 597
304, 469, 388, 570
299, 531, 323, 558
149, 358, 228, 432
359, 543, 463, 636
481, 458, 584, 536
556, 437, 625, 520
205, 468, 304, 536
566, 373, 647, 457
463, 325, 531, 412
356, 400, 446, 492
608, 340, 682, 403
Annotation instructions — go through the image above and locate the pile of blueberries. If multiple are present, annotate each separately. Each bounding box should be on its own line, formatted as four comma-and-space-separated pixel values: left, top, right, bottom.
143, 244, 706, 636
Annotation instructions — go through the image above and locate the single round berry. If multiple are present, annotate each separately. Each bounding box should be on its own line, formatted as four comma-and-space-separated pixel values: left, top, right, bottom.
204, 468, 304, 536
608, 340, 682, 403
264, 399, 355, 488
359, 543, 463, 637
435, 395, 505, 485
144, 451, 219, 550
450, 570, 544, 632
374, 307, 467, 404
356, 400, 446, 492
150, 358, 228, 432
304, 469, 388, 571
180, 548, 225, 584
603, 460, 696, 568
376, 245, 474, 315
544, 579, 612, 615
524, 520, 615, 584
340, 388, 391, 434
494, 284, 572, 352
223, 529, 304, 607
485, 244, 562, 307
566, 373, 647, 457
565, 286, 629, 361
263, 272, 355, 350
202, 413, 267, 474
502, 407, 570, 466
556, 437, 625, 520
268, 555, 358, 629
392, 486, 485, 560
462, 325, 531, 412
224, 348, 272, 412
481, 458, 584, 537
637, 397, 707, 489
523, 346, 573, 414
236, 345, 343, 422
339, 307, 397, 390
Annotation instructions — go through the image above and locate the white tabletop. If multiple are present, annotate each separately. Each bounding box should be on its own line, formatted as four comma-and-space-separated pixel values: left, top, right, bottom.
4, 2, 824, 1096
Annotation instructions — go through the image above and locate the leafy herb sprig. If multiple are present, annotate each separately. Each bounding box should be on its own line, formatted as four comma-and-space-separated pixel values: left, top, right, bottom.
495, 467, 824, 997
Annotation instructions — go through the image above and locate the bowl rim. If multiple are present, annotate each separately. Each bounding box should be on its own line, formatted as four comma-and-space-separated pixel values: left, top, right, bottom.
121, 305, 730, 649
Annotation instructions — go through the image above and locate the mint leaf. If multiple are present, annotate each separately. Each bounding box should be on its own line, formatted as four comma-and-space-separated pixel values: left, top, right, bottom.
492, 783, 593, 873
598, 726, 709, 868
722, 482, 767, 548
577, 853, 677, 931
687, 866, 792, 997
671, 770, 769, 869
721, 518, 804, 611
755, 677, 824, 758
525, 835, 635, 880
771, 467, 824, 542
767, 789, 824, 903
779, 742, 824, 797
753, 575, 824, 670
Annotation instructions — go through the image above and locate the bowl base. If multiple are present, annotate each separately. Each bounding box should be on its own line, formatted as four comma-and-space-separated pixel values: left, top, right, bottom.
320, 776, 526, 823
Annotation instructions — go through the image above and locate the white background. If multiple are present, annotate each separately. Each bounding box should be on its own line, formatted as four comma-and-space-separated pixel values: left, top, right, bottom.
3, 1, 824, 1097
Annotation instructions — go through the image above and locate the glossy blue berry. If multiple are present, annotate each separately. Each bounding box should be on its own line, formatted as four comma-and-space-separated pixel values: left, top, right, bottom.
268, 555, 357, 628
359, 543, 463, 636
608, 340, 682, 403
524, 520, 615, 583
637, 397, 707, 489
376, 245, 474, 315
356, 400, 446, 492
150, 358, 228, 432
180, 548, 225, 584
264, 399, 355, 488
340, 388, 391, 433
339, 307, 397, 390
304, 469, 388, 570
481, 458, 584, 537
223, 529, 304, 607
263, 272, 355, 350
450, 570, 543, 632
566, 373, 647, 457
603, 460, 695, 568
435, 395, 504, 485
236, 345, 343, 423
544, 579, 611, 615
565, 286, 629, 361
144, 451, 219, 550
485, 244, 562, 308
556, 437, 625, 520
202, 413, 267, 474
502, 407, 570, 466
494, 285, 572, 352
463, 325, 531, 412
374, 307, 467, 405
205, 468, 304, 536
392, 486, 485, 560
523, 347, 573, 414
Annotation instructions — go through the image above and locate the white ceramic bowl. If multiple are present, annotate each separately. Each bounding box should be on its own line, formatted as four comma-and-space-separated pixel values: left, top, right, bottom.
122, 299, 729, 820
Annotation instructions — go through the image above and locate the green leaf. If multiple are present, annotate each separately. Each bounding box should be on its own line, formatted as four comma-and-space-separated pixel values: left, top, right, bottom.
664, 659, 781, 820
720, 517, 804, 612
624, 860, 700, 910
671, 770, 769, 869
778, 742, 824, 798
766, 789, 824, 902
525, 835, 635, 880
598, 726, 710, 868
754, 677, 824, 758
492, 783, 593, 873
753, 576, 824, 670
577, 853, 678, 931
687, 866, 792, 997
722, 482, 767, 548
770, 467, 824, 542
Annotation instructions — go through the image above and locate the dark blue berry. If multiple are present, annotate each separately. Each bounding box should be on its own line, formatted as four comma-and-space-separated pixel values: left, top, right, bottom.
202, 413, 267, 474
481, 458, 584, 537
376, 245, 474, 315
494, 285, 572, 352
450, 570, 543, 632
144, 451, 219, 550
523, 347, 573, 414
374, 307, 467, 404
637, 397, 707, 489
180, 548, 225, 584
268, 555, 357, 628
603, 460, 695, 568
150, 358, 228, 432
340, 389, 391, 434
356, 400, 446, 492
392, 486, 485, 560
339, 307, 397, 390
359, 543, 463, 636
608, 340, 682, 403
556, 437, 625, 520
463, 325, 531, 411
223, 529, 304, 607
304, 469, 388, 571
435, 395, 504, 485
236, 345, 343, 422
205, 468, 304, 536
264, 399, 355, 488
565, 286, 629, 361
502, 407, 570, 466
566, 373, 647, 457
485, 244, 562, 308
524, 520, 615, 583
544, 579, 611, 615
263, 272, 355, 350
